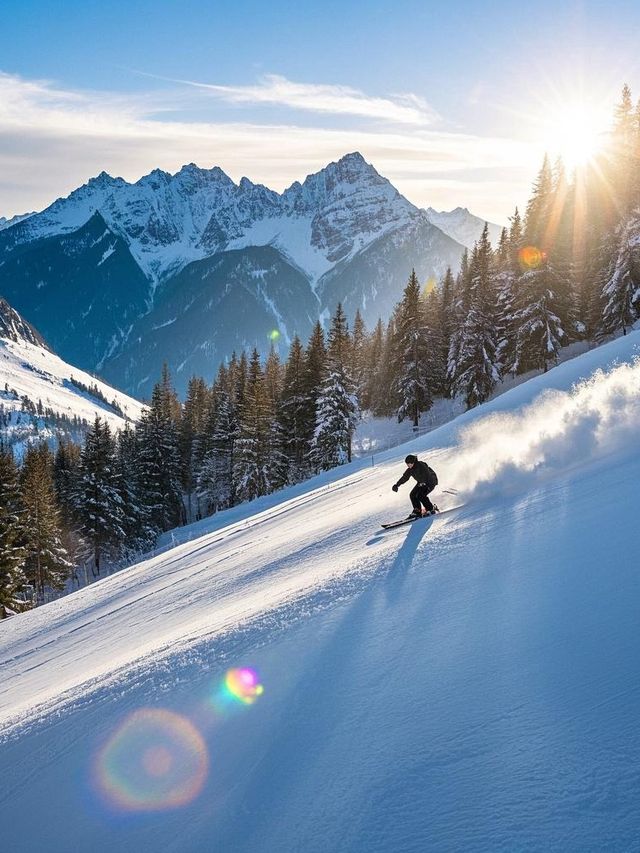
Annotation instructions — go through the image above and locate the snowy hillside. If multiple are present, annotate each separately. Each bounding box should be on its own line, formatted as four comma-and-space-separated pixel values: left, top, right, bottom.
0, 212, 33, 231
0, 322, 144, 451
1, 331, 639, 851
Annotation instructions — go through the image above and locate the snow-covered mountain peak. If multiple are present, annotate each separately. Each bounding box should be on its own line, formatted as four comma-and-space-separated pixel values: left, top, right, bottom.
0, 153, 460, 287
86, 170, 119, 189
276, 151, 418, 264
425, 205, 504, 249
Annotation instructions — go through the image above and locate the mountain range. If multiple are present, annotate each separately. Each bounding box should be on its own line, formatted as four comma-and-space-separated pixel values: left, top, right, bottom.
0, 153, 502, 397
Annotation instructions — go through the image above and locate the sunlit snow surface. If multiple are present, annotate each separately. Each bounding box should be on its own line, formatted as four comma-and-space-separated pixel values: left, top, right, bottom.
0, 335, 144, 437
1, 332, 640, 852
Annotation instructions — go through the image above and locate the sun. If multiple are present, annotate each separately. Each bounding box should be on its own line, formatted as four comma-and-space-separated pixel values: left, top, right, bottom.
541, 100, 609, 172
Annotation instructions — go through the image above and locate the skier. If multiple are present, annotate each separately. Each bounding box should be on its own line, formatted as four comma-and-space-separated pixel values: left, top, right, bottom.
392, 454, 439, 519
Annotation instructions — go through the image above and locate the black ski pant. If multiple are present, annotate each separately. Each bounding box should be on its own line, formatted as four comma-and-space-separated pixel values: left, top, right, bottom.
410, 483, 435, 513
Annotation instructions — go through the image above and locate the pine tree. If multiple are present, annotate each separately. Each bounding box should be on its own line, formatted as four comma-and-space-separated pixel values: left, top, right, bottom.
311, 304, 359, 469
439, 267, 456, 396
446, 249, 470, 391
450, 225, 501, 408
423, 286, 447, 398
350, 310, 368, 403
303, 322, 327, 468
610, 84, 635, 216
234, 349, 280, 502
512, 165, 566, 373
180, 376, 209, 523
197, 387, 235, 514
0, 446, 27, 617
73, 416, 125, 576
277, 336, 311, 482
549, 158, 579, 341
601, 212, 640, 336
117, 422, 156, 555
137, 368, 184, 532
53, 438, 88, 582
264, 347, 283, 406
362, 318, 384, 410
524, 155, 554, 249
370, 316, 399, 416
495, 210, 522, 374
20, 444, 71, 602
393, 270, 433, 426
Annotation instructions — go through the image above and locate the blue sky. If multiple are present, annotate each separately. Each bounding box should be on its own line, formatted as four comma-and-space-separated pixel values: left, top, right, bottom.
2, 0, 640, 221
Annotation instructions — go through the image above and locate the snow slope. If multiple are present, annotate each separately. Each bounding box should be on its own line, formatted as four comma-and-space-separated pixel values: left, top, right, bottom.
1, 332, 640, 852
0, 334, 145, 440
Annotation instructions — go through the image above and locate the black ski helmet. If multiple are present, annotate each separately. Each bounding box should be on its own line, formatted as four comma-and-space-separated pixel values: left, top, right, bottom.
405, 454, 418, 465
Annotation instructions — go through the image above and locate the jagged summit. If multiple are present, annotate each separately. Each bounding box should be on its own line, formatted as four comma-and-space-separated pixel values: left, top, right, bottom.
0, 154, 469, 396
2, 153, 420, 281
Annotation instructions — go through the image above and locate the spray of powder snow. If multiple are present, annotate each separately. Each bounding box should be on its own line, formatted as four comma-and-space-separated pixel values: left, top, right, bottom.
442, 357, 640, 503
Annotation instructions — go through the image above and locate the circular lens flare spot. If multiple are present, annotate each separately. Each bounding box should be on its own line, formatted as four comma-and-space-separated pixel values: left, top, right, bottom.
518, 245, 545, 270
94, 708, 208, 812
268, 329, 281, 342
224, 667, 264, 705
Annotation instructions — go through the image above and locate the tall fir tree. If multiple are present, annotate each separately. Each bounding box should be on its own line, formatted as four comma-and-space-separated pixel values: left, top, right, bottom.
197, 387, 236, 514
600, 212, 640, 336
393, 270, 433, 426
311, 304, 359, 469
234, 349, 281, 501
137, 367, 184, 532
277, 336, 311, 482
450, 225, 501, 408
53, 438, 87, 582
117, 422, 156, 555
303, 321, 327, 468
20, 444, 71, 602
0, 446, 27, 617
180, 376, 209, 522
439, 267, 456, 397
73, 416, 125, 576
362, 318, 385, 410
350, 310, 368, 404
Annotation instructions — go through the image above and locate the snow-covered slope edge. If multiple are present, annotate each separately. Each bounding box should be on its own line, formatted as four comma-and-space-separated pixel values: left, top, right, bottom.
1, 331, 639, 852
0, 333, 145, 448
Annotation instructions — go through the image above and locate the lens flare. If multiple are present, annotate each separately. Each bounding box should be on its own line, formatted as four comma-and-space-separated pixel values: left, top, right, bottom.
224, 667, 264, 705
518, 245, 545, 270
94, 708, 208, 812
268, 329, 281, 342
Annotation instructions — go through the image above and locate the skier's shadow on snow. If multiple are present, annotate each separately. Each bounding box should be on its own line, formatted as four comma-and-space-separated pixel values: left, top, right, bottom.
369, 518, 435, 601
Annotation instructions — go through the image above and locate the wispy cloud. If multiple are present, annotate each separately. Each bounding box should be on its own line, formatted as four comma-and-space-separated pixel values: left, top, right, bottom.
0, 71, 538, 222
178, 73, 440, 126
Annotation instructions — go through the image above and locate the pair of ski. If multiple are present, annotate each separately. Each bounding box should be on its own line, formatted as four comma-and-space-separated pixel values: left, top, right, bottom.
381, 512, 437, 530
381, 489, 458, 529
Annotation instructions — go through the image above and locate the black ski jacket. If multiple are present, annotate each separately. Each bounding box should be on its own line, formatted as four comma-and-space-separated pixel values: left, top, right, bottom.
395, 460, 438, 490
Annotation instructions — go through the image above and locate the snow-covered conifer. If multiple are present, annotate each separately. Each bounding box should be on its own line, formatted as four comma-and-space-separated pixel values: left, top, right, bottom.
73, 416, 125, 576
20, 444, 71, 601
0, 446, 27, 617
310, 304, 358, 470
393, 270, 433, 426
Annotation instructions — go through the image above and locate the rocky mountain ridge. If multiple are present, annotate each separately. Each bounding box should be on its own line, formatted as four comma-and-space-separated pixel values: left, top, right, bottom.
0, 153, 499, 396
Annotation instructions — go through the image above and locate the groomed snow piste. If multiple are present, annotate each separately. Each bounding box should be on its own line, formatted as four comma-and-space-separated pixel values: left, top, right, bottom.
1, 331, 640, 852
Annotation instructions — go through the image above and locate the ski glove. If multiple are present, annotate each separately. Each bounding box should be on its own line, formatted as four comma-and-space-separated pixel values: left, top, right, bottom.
392, 484, 399, 492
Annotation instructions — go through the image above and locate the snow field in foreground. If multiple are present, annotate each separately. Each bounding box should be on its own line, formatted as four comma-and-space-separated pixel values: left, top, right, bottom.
1, 330, 639, 852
